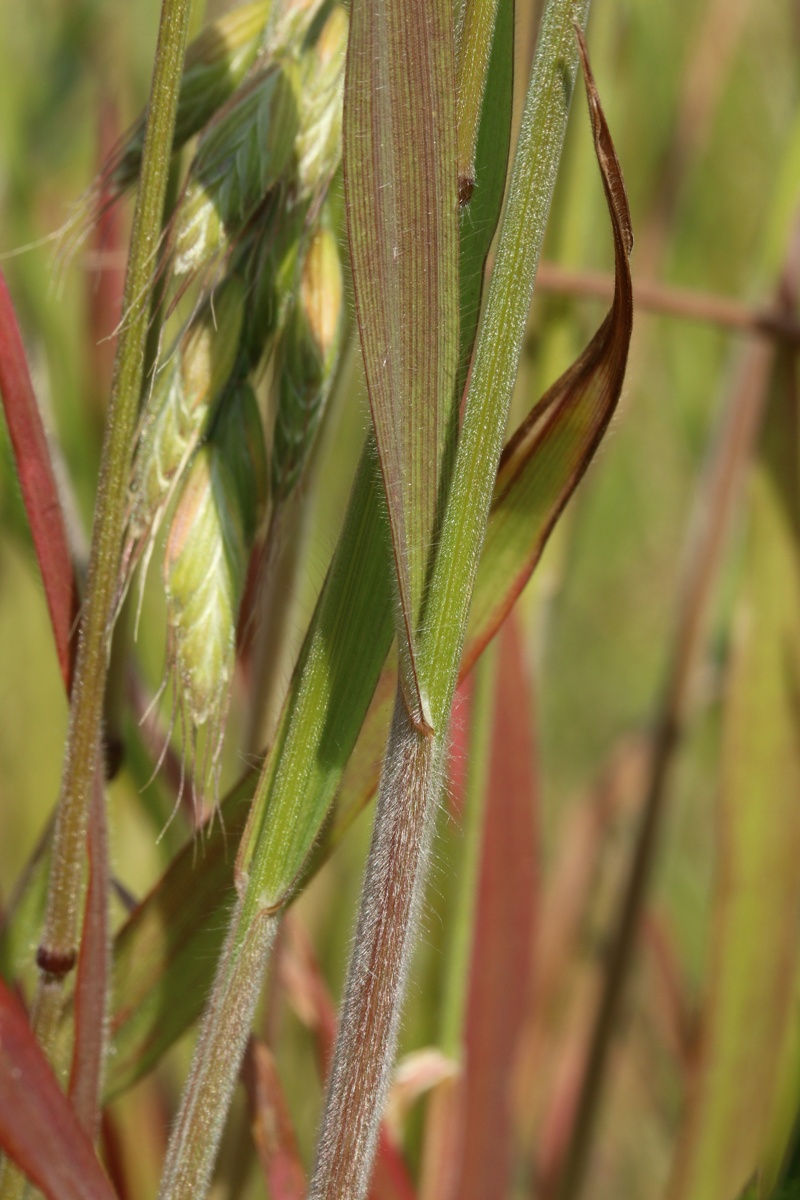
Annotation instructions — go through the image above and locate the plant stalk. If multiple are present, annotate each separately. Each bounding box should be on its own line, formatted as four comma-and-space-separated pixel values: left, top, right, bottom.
308, 691, 445, 1200
157, 898, 277, 1200
31, 0, 193, 1051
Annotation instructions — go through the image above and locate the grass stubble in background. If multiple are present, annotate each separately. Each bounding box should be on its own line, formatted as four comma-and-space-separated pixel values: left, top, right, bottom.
0, 0, 798, 1199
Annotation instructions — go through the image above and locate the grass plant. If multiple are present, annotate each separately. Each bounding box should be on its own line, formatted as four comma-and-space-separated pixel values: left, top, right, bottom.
0, 0, 799, 1199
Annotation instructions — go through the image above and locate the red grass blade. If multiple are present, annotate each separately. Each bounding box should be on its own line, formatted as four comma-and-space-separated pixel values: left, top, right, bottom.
454, 613, 538, 1200
242, 1039, 306, 1200
0, 979, 117, 1200
0, 270, 80, 691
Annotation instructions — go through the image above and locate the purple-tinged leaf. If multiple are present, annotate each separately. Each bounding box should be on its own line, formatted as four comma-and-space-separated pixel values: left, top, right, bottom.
342, 0, 459, 732
0, 979, 117, 1200
0, 270, 79, 692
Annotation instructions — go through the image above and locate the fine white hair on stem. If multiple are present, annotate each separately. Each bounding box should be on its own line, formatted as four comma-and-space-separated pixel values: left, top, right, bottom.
308, 686, 446, 1200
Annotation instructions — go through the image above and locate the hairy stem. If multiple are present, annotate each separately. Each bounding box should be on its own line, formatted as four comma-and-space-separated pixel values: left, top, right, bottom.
309, 692, 444, 1200
31, 0, 193, 1046
158, 901, 278, 1200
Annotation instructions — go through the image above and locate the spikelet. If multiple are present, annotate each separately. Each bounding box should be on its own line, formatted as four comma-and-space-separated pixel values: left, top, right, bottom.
296, 6, 348, 199
272, 219, 343, 500
106, 2, 273, 198
164, 382, 267, 802
173, 62, 301, 277
123, 274, 246, 586
268, 0, 330, 61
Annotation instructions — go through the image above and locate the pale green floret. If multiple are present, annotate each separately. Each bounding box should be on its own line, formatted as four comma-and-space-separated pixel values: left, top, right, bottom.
125, 275, 245, 558
272, 220, 343, 499
266, 0, 330, 62
174, 63, 301, 275
164, 383, 266, 754
164, 446, 247, 734
112, 0, 273, 192
296, 6, 348, 197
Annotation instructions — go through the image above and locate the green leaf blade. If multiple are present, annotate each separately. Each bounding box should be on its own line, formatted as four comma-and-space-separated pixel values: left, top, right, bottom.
343, 0, 460, 729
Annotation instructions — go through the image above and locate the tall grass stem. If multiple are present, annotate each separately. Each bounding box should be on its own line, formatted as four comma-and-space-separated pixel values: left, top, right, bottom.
29, 0, 193, 1065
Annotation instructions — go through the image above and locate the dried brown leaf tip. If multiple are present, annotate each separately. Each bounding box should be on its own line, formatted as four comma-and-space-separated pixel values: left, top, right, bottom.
494, 25, 633, 513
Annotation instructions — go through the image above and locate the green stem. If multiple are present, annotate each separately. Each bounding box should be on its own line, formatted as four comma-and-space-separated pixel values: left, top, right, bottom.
158, 899, 278, 1200
33, 0, 193, 1043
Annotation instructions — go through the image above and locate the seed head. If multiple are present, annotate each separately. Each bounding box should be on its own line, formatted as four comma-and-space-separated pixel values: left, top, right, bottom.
267, 0, 330, 61
211, 382, 269, 544
164, 444, 247, 742
112, 0, 272, 193
163, 383, 267, 789
125, 274, 246, 566
296, 6, 348, 197
174, 63, 301, 276
237, 200, 308, 373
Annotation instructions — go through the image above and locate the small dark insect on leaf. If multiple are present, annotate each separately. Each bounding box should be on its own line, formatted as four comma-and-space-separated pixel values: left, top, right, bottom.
459, 175, 475, 207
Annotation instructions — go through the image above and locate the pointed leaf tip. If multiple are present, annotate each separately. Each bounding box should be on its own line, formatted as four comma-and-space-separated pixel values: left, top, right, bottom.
343, 0, 460, 730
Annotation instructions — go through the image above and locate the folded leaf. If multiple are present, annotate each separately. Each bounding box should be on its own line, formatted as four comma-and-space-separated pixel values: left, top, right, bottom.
463, 24, 634, 670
